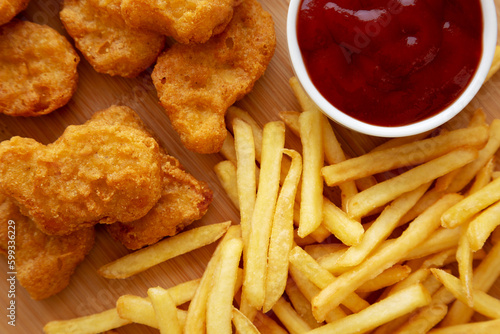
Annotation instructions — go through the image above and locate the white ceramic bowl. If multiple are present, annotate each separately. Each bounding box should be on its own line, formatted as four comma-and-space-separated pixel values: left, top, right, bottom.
287, 0, 498, 137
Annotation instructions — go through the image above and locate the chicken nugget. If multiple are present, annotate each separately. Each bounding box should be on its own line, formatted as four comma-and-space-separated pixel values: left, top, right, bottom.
0, 0, 29, 26
0, 106, 164, 235
60, 0, 165, 77
0, 19, 79, 116
106, 153, 213, 250
151, 0, 276, 154
0, 193, 95, 300
120, 0, 240, 44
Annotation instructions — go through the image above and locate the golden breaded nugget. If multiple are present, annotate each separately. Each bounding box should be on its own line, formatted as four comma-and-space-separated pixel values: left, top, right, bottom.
121, 0, 240, 44
60, 0, 165, 77
0, 0, 29, 26
152, 0, 276, 153
106, 153, 213, 250
0, 19, 79, 116
0, 193, 95, 300
0, 106, 164, 235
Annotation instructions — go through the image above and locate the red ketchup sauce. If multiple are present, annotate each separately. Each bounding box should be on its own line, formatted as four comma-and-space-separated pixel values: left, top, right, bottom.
297, 0, 483, 127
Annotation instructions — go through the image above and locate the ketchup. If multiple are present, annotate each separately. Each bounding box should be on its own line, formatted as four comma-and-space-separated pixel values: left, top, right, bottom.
297, 0, 483, 127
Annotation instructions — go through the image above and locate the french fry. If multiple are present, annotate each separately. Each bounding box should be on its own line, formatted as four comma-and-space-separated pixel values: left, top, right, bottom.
288, 263, 348, 323
207, 237, 243, 334
253, 310, 289, 334
227, 106, 264, 162
116, 295, 188, 330
220, 130, 237, 163
147, 287, 182, 334
456, 220, 474, 305
467, 200, 500, 251
371, 131, 433, 152
298, 109, 324, 237
289, 76, 318, 112
243, 121, 285, 309
272, 297, 313, 334
322, 193, 364, 246
322, 126, 487, 187
233, 117, 257, 250
431, 269, 500, 320
285, 278, 323, 329
288, 246, 370, 313
279, 110, 301, 136
427, 319, 500, 334
184, 225, 241, 334
214, 160, 239, 209
98, 221, 231, 279
446, 119, 500, 193
356, 265, 411, 293
336, 183, 430, 267
264, 149, 302, 312
43, 308, 131, 334
441, 176, 500, 228
441, 240, 500, 326
466, 157, 495, 195
312, 194, 461, 322
308, 284, 431, 334
394, 303, 448, 334
346, 148, 476, 219
403, 227, 461, 261
232, 307, 261, 334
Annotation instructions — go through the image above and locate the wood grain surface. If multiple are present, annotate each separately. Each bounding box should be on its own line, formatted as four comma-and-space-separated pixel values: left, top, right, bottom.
1, 0, 500, 333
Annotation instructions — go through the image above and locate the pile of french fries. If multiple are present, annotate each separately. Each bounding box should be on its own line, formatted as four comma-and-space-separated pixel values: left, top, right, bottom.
44, 61, 500, 333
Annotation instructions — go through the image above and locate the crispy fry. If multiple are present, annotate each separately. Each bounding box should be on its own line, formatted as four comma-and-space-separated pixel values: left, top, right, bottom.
312, 194, 461, 322
207, 237, 243, 334
148, 287, 182, 334
427, 319, 500, 334
285, 279, 323, 329
467, 200, 500, 251
184, 225, 241, 333
233, 117, 257, 249
336, 183, 429, 267
298, 109, 324, 238
308, 284, 431, 334
264, 149, 302, 312
431, 269, 500, 319
232, 307, 261, 334
43, 308, 131, 334
272, 297, 313, 334
322, 127, 487, 187
98, 221, 231, 279
243, 121, 285, 309
442, 176, 500, 228
214, 160, 240, 209
346, 148, 476, 219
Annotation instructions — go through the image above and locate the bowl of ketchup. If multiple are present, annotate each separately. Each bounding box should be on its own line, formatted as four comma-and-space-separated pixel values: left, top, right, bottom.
287, 0, 497, 137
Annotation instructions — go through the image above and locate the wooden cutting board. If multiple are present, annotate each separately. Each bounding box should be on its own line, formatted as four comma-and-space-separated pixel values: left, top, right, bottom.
1, 0, 500, 333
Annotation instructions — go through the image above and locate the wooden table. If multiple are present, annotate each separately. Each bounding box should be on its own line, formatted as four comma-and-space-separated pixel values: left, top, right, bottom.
1, 0, 500, 332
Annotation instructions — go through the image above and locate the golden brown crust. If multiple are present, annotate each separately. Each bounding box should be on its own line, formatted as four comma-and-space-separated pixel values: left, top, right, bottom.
0, 0, 30, 26
151, 0, 276, 154
106, 153, 213, 249
60, 0, 165, 78
0, 106, 164, 235
0, 19, 79, 116
120, 0, 239, 44
0, 193, 95, 300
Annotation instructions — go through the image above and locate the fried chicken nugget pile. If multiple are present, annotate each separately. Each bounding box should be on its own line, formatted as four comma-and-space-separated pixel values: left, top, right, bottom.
60, 0, 165, 77
0, 0, 29, 26
0, 19, 79, 116
106, 153, 213, 250
86, 106, 213, 250
120, 0, 241, 44
0, 106, 164, 235
152, 0, 276, 154
0, 193, 95, 300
